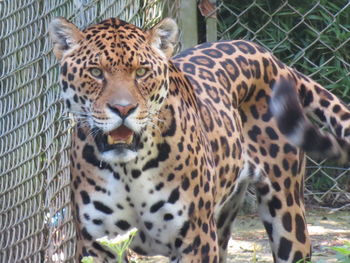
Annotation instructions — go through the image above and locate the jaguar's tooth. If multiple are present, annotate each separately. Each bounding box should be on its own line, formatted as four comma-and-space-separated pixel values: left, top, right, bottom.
107, 134, 133, 145
126, 134, 133, 144
107, 135, 114, 145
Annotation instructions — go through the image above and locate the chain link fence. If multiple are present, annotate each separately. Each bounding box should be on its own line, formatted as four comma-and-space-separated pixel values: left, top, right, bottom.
0, 1, 179, 262
215, 0, 350, 208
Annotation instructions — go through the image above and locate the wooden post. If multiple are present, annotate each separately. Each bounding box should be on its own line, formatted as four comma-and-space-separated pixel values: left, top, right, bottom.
197, 0, 217, 43
179, 0, 198, 50
206, 16, 217, 42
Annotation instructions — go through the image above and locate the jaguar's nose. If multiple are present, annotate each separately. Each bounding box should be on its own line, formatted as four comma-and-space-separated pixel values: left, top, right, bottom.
108, 103, 138, 120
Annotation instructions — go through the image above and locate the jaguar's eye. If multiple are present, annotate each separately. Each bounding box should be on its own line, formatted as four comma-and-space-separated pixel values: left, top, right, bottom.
135, 68, 148, 78
89, 67, 104, 79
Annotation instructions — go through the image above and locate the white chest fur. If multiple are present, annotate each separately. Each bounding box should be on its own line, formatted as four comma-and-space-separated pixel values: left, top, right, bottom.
80, 160, 186, 245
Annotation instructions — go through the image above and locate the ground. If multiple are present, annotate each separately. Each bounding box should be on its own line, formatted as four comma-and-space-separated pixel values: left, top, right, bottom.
136, 210, 350, 263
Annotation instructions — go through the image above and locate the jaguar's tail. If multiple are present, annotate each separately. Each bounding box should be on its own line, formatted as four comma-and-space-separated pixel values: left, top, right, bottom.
270, 77, 350, 163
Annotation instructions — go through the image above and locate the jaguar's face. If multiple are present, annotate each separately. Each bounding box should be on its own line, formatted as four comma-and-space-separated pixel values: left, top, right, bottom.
49, 17, 177, 162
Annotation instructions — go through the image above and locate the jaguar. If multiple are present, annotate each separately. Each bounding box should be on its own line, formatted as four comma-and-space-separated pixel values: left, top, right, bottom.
49, 17, 350, 263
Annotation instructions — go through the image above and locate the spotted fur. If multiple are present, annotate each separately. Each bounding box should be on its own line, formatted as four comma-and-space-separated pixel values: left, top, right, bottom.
49, 17, 350, 263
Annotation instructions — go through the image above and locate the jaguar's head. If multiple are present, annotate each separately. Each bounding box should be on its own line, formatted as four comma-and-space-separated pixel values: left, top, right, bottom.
49, 17, 178, 162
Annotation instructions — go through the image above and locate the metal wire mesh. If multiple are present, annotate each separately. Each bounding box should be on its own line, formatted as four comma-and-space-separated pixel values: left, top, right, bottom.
215, 0, 350, 207
0, 1, 179, 262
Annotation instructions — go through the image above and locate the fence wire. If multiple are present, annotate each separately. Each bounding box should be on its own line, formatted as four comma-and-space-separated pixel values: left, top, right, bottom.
215, 0, 350, 207
0, 1, 179, 262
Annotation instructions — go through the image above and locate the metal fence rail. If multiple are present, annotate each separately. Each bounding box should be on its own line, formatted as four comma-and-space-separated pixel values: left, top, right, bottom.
0, 1, 179, 262
214, 0, 350, 207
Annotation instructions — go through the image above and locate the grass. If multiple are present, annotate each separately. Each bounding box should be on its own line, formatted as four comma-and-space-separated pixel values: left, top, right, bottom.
295, 241, 350, 263
328, 241, 350, 263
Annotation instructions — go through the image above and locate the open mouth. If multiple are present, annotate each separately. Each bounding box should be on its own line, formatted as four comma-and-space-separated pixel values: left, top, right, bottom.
93, 125, 141, 153
107, 125, 134, 145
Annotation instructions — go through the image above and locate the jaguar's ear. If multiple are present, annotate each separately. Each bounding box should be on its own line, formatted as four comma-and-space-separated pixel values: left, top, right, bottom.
49, 17, 83, 61
148, 18, 178, 58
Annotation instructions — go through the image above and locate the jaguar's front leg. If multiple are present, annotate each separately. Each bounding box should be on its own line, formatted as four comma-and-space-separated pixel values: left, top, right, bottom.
173, 217, 219, 263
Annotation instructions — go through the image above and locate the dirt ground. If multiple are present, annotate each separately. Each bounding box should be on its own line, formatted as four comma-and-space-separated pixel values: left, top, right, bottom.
137, 210, 350, 263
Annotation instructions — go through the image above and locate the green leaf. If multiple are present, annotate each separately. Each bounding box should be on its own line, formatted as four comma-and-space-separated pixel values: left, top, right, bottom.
81, 256, 94, 263
329, 246, 350, 255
